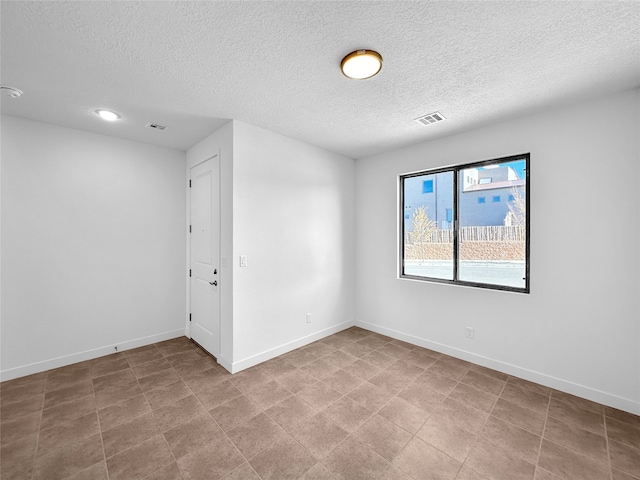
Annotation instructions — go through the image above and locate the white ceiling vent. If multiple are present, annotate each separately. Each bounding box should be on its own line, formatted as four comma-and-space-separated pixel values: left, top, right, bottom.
146, 122, 167, 131
415, 112, 446, 126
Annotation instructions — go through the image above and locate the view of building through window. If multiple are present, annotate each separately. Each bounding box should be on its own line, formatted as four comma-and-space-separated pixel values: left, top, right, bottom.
401, 155, 529, 292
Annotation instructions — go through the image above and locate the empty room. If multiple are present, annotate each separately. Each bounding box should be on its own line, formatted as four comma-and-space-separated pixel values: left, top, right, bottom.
1, 1, 639, 480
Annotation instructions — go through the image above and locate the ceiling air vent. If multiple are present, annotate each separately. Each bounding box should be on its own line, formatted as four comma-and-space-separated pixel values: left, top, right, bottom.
146, 122, 167, 131
415, 112, 446, 126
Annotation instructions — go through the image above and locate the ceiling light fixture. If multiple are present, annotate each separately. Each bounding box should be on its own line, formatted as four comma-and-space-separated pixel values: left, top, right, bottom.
95, 109, 121, 121
341, 50, 382, 79
1, 86, 23, 98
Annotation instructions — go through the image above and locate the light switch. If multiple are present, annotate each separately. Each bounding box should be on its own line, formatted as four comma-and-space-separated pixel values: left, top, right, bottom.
239, 255, 247, 267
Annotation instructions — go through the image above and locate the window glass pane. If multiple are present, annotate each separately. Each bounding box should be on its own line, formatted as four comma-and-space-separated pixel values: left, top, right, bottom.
458, 159, 526, 288
403, 171, 454, 280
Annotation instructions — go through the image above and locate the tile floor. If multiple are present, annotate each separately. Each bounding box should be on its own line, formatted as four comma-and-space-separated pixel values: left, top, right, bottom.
1, 327, 639, 480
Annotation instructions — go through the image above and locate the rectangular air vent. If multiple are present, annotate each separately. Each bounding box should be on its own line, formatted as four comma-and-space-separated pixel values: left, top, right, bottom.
146, 122, 167, 131
415, 112, 446, 126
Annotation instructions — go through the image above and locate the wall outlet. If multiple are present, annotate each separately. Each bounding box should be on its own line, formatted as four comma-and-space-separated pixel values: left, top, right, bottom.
239, 255, 247, 267
466, 327, 474, 339
306, 313, 312, 324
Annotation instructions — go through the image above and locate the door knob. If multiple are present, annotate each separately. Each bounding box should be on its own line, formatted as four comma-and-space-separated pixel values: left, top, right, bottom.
209, 281, 217, 286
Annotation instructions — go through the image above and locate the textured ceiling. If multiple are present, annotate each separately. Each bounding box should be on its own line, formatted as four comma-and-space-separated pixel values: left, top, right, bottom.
1, 1, 639, 158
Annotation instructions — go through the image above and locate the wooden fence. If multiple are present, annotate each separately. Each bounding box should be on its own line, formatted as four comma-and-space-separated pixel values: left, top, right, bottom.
406, 225, 525, 244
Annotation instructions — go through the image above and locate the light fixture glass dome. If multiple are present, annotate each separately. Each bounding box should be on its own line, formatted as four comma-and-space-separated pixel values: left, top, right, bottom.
341, 50, 382, 79
95, 109, 121, 121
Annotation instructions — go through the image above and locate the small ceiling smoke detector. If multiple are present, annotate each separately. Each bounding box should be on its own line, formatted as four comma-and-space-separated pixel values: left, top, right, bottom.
341, 50, 383, 79
415, 112, 446, 126
1, 86, 23, 98
95, 109, 121, 121
146, 122, 167, 131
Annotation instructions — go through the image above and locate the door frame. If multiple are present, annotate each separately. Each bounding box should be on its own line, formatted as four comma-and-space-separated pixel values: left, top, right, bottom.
186, 152, 221, 349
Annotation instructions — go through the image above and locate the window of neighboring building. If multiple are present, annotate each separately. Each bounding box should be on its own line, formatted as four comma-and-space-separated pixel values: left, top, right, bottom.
399, 153, 529, 293
422, 180, 434, 193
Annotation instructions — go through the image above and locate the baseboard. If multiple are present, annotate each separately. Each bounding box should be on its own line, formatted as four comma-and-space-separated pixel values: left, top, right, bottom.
356, 320, 640, 416
227, 321, 355, 374
0, 329, 186, 382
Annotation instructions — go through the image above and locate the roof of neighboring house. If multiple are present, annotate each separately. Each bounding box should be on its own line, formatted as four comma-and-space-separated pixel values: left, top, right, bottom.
464, 179, 526, 192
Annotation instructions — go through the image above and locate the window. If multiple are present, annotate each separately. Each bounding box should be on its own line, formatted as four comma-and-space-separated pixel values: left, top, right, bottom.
422, 180, 434, 193
400, 153, 529, 293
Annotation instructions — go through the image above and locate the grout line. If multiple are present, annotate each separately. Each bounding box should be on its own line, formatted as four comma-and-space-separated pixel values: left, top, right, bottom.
533, 387, 552, 480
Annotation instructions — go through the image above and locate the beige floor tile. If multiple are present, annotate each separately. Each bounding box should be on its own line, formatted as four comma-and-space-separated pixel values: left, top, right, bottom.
417, 415, 479, 462
353, 414, 412, 462
464, 437, 536, 480
547, 398, 605, 435
264, 394, 317, 431
153, 394, 207, 431
392, 437, 461, 480
448, 382, 498, 413
164, 413, 223, 459
37, 412, 100, 457
322, 369, 363, 394
1, 411, 41, 446
290, 413, 348, 458
347, 381, 395, 412
298, 462, 337, 479
543, 415, 608, 463
460, 370, 506, 396
145, 380, 192, 410
300, 358, 341, 380
106, 434, 174, 480
276, 369, 318, 393
607, 416, 640, 450
378, 396, 430, 434
222, 462, 262, 480
102, 411, 161, 458
97, 394, 151, 431
538, 439, 611, 480
196, 380, 242, 410
249, 435, 317, 480
226, 412, 288, 459
398, 380, 447, 414
323, 436, 390, 479
322, 395, 373, 432
480, 416, 541, 464
144, 461, 184, 480
428, 359, 469, 381
40, 394, 96, 431
33, 433, 104, 480
297, 381, 342, 410
209, 395, 261, 432
609, 440, 640, 477
244, 379, 292, 410
177, 438, 244, 480
501, 382, 550, 413
491, 397, 547, 435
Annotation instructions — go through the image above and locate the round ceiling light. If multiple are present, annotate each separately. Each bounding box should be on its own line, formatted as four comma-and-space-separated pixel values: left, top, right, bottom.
95, 109, 121, 121
341, 50, 382, 79
1, 86, 23, 98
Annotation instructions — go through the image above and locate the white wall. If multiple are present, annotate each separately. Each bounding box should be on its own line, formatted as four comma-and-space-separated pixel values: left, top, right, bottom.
1, 116, 187, 380
355, 89, 640, 414
231, 121, 355, 370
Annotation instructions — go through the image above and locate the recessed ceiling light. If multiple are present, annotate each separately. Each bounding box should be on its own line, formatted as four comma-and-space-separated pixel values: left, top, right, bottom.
95, 109, 121, 121
341, 50, 382, 80
1, 86, 23, 98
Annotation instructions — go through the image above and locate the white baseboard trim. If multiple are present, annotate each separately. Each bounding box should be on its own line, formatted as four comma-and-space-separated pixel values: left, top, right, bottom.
356, 320, 640, 415
227, 321, 355, 374
0, 329, 186, 382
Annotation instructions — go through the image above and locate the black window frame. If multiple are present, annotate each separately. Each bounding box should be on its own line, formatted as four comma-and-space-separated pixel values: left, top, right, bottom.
399, 153, 530, 294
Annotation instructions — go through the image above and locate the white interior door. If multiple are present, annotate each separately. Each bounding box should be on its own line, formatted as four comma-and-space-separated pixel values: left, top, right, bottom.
190, 156, 220, 357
